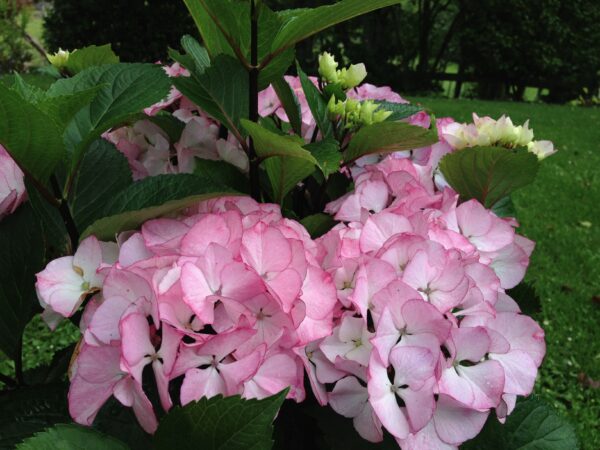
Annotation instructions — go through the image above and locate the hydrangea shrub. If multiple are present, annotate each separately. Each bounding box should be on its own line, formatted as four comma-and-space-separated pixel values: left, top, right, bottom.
0, 1, 577, 449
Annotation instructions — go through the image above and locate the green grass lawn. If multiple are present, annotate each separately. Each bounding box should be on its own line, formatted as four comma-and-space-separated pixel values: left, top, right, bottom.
411, 97, 600, 449
1, 97, 599, 448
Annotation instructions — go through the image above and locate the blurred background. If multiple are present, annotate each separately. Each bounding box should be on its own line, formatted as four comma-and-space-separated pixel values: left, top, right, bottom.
1, 0, 599, 449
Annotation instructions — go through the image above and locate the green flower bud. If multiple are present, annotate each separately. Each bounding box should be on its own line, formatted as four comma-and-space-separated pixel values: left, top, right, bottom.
318, 52, 339, 83
47, 49, 70, 69
373, 108, 393, 123
359, 100, 378, 125
340, 63, 367, 89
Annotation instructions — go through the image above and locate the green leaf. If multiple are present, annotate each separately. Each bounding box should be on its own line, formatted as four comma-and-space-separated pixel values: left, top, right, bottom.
17, 424, 128, 450
374, 101, 423, 122
269, 0, 403, 63
181, 35, 211, 75
65, 44, 120, 75
463, 396, 578, 450
0, 384, 70, 449
0, 204, 45, 359
168, 47, 196, 72
272, 77, 303, 136
69, 140, 133, 232
492, 195, 517, 218
506, 282, 542, 316
93, 398, 153, 450
37, 85, 104, 130
10, 74, 46, 103
305, 139, 341, 178
0, 84, 65, 182
173, 55, 248, 143
27, 182, 69, 257
148, 113, 186, 143
48, 63, 171, 169
194, 158, 249, 193
300, 214, 336, 238
182, 0, 247, 60
264, 156, 315, 205
439, 146, 540, 208
154, 390, 288, 450
297, 62, 334, 139
242, 119, 317, 164
344, 121, 438, 163
81, 174, 238, 240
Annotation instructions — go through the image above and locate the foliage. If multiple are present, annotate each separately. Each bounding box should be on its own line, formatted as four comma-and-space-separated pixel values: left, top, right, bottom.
0, 1, 580, 449
0, 0, 32, 74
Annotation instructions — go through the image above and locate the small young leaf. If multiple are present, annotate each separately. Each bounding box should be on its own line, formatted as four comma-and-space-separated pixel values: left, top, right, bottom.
305, 139, 341, 178
439, 146, 539, 208
0, 84, 65, 182
242, 119, 317, 164
17, 424, 128, 450
301, 214, 336, 238
272, 77, 303, 136
344, 121, 438, 163
463, 396, 578, 450
180, 35, 211, 75
154, 390, 288, 450
0, 204, 45, 359
65, 44, 119, 75
81, 174, 238, 240
264, 156, 315, 204
297, 62, 334, 139
373, 101, 423, 122
173, 55, 248, 145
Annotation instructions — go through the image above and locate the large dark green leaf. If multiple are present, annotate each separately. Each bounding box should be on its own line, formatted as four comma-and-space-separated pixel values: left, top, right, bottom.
0, 204, 45, 359
69, 140, 133, 232
439, 146, 540, 208
154, 390, 287, 450
81, 174, 238, 240
268, 1, 403, 64
48, 63, 171, 169
173, 55, 248, 144
37, 86, 104, 130
0, 84, 65, 182
297, 62, 333, 139
463, 396, 578, 450
16, 424, 128, 450
27, 182, 69, 257
344, 121, 438, 163
0, 384, 70, 449
194, 158, 249, 193
65, 44, 120, 75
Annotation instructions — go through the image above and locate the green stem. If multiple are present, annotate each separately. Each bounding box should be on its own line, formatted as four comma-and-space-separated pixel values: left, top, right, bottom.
50, 175, 80, 251
248, 0, 261, 201
15, 337, 24, 385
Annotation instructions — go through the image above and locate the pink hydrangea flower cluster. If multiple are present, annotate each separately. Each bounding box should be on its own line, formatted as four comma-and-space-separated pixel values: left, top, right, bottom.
313, 155, 545, 448
35, 197, 338, 433
0, 144, 26, 220
104, 63, 248, 180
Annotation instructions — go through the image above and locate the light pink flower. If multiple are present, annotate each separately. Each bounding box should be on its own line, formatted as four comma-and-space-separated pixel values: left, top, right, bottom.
0, 145, 26, 219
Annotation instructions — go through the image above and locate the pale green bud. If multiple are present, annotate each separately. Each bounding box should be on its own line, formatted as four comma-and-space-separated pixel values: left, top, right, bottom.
47, 48, 70, 69
359, 100, 378, 125
373, 108, 393, 123
327, 96, 345, 120
319, 52, 339, 83
341, 63, 367, 89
